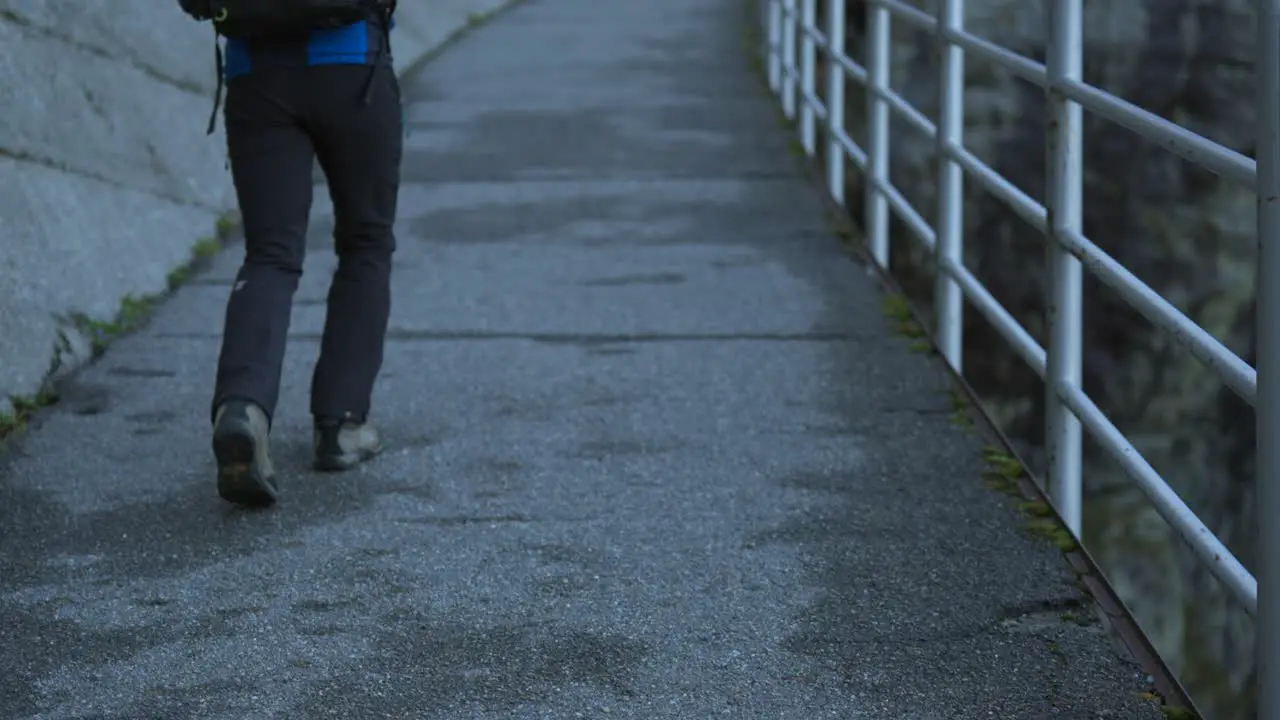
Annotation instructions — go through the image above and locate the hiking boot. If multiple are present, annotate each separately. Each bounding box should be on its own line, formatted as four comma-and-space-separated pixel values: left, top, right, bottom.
313, 419, 382, 472
211, 400, 278, 507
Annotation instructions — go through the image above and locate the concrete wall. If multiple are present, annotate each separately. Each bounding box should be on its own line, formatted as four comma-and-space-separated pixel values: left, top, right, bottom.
0, 0, 512, 410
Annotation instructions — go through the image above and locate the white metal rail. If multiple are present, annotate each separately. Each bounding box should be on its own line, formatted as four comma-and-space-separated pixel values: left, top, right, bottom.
760, 0, 1280, 712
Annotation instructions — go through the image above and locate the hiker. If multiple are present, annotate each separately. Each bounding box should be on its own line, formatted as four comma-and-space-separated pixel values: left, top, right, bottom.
176, 0, 403, 507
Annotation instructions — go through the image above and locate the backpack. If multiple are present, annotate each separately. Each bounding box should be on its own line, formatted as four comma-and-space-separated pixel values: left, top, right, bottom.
209, 0, 395, 39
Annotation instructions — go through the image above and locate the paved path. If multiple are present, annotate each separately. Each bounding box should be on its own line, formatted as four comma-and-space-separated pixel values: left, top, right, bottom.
0, 0, 1164, 717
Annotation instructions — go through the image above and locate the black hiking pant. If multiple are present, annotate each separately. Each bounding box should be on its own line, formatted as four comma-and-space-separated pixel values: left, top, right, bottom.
211, 63, 402, 426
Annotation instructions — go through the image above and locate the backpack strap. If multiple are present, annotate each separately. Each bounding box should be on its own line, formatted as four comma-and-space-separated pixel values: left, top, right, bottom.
360, 0, 396, 104
206, 30, 225, 135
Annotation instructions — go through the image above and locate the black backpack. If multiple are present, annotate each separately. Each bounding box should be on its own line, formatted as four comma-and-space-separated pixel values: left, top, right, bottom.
208, 0, 394, 39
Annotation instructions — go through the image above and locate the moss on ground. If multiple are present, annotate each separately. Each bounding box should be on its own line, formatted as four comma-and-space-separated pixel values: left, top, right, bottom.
980, 446, 1079, 552
883, 292, 926, 338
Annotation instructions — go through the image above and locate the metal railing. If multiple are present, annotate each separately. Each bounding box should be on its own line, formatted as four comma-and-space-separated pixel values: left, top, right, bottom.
759, 0, 1280, 713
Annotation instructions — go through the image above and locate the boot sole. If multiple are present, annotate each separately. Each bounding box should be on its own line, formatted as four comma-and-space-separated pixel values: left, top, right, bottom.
313, 445, 381, 473
213, 423, 277, 507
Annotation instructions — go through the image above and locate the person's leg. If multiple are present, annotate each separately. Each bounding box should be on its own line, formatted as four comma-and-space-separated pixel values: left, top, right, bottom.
211, 69, 316, 504
306, 64, 403, 470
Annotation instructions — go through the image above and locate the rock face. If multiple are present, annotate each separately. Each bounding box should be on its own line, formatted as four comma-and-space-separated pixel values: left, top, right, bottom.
809, 0, 1258, 716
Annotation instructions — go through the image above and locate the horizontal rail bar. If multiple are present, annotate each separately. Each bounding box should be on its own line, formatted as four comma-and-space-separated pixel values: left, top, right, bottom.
781, 2, 829, 51
831, 44, 868, 85
1057, 382, 1258, 614
799, 19, 827, 50
873, 0, 1048, 86
942, 28, 1048, 88
830, 123, 868, 167
870, 80, 934, 137
883, 185, 936, 249
870, 0, 934, 32
943, 141, 1049, 233
940, 256, 1049, 377
1059, 229, 1258, 406
832, 126, 937, 247
801, 88, 829, 120
1057, 78, 1255, 188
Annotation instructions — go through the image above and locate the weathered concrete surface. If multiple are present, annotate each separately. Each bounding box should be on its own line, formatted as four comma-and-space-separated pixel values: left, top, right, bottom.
0, 0, 1163, 717
0, 0, 510, 413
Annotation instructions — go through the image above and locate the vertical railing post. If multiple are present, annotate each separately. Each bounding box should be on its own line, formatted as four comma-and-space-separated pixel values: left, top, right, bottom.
767, 0, 782, 92
1044, 0, 1084, 537
825, 0, 846, 204
865, 0, 891, 268
799, 0, 817, 154
782, 0, 797, 119
935, 0, 965, 371
1255, 0, 1280, 713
